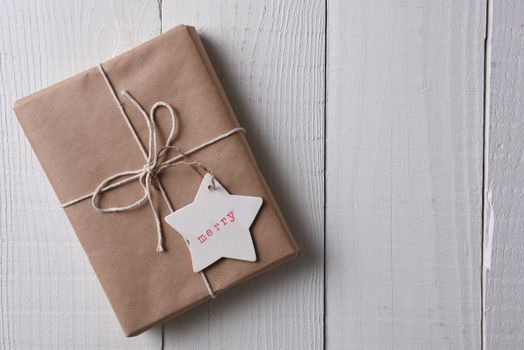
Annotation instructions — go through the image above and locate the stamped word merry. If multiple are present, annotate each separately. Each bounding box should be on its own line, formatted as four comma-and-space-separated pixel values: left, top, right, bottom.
196, 211, 235, 244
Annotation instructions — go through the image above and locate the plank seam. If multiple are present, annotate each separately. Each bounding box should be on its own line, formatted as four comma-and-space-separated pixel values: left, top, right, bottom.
322, 0, 328, 349
158, 0, 163, 34
481, 0, 493, 349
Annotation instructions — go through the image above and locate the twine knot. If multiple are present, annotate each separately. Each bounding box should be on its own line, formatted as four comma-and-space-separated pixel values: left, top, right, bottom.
143, 163, 161, 190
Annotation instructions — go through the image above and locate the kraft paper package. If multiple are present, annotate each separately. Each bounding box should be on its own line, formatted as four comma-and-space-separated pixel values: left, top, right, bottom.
13, 25, 299, 336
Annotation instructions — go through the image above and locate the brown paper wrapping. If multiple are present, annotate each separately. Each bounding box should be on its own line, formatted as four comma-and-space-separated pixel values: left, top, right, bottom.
13, 25, 299, 337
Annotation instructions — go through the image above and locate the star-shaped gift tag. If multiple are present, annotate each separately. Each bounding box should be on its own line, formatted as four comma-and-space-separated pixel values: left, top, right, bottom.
165, 173, 263, 272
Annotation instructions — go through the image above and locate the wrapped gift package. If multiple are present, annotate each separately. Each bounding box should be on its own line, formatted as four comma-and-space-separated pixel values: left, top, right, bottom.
13, 25, 299, 336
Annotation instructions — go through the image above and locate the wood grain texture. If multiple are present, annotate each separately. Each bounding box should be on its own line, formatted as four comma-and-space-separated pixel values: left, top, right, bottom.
485, 1, 524, 348
161, 1, 325, 349
0, 1, 162, 348
326, 1, 485, 349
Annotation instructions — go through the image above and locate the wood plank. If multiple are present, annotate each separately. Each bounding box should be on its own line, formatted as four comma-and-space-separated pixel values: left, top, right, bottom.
485, 1, 524, 348
326, 1, 485, 349
0, 1, 162, 348
161, 1, 325, 349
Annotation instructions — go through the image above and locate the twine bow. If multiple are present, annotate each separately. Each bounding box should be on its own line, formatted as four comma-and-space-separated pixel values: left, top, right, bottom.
91, 90, 187, 252
78, 87, 243, 254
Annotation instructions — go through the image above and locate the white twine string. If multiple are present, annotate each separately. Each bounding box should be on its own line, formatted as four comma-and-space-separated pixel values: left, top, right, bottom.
60, 63, 245, 298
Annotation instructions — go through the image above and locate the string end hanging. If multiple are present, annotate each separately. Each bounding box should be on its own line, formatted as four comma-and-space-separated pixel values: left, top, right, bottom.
156, 241, 165, 253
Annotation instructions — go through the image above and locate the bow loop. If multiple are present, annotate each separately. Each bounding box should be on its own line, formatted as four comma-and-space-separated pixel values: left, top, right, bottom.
92, 168, 150, 213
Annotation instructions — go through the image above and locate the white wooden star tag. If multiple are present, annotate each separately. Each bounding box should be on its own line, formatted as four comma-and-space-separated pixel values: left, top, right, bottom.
164, 173, 263, 272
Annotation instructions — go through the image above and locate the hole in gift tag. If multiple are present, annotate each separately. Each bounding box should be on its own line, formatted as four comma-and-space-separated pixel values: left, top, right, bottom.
207, 173, 217, 191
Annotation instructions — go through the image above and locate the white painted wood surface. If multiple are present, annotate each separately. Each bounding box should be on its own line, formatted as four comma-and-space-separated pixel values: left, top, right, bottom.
161, 1, 324, 349
485, 1, 524, 348
0, 1, 161, 348
1, 0, 325, 349
3, 0, 524, 349
326, 1, 485, 349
